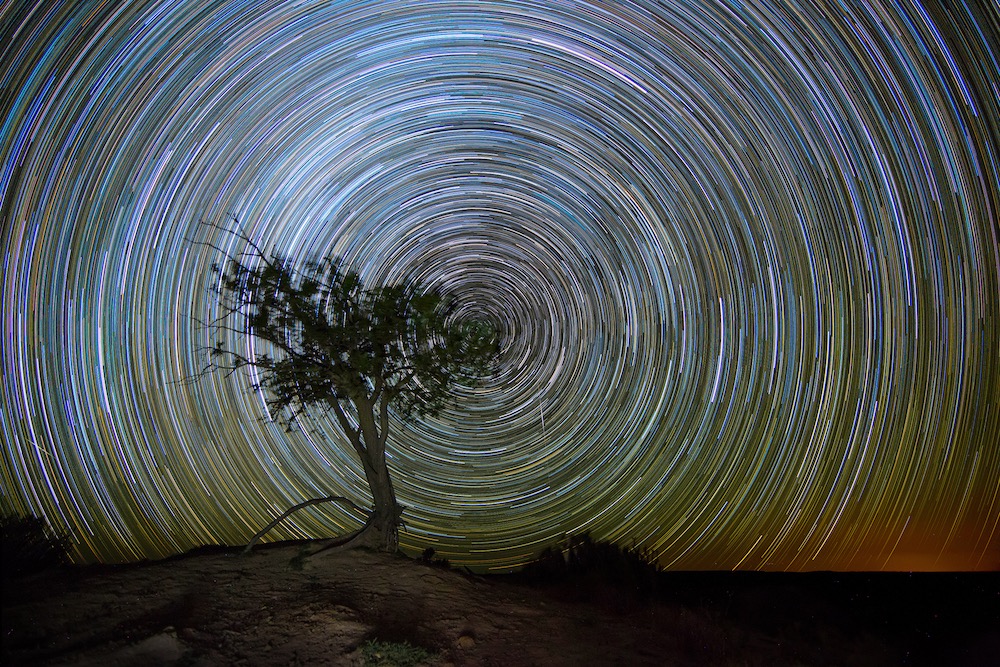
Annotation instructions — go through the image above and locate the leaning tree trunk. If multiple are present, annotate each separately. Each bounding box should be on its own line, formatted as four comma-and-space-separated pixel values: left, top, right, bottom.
362, 450, 401, 552
352, 394, 401, 552
297, 393, 401, 559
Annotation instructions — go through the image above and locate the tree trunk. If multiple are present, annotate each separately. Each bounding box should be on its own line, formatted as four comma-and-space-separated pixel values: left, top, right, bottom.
304, 394, 400, 557
355, 396, 401, 552
366, 461, 400, 552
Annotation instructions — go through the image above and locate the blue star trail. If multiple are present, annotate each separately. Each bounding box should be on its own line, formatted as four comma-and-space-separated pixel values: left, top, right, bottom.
2, 0, 998, 571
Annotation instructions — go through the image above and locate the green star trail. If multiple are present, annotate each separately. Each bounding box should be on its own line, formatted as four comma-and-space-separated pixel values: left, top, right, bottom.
1, 0, 998, 572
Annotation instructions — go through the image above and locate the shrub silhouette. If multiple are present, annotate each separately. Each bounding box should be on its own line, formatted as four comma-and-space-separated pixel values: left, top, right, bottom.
1, 513, 70, 578
522, 533, 663, 601
418, 547, 451, 569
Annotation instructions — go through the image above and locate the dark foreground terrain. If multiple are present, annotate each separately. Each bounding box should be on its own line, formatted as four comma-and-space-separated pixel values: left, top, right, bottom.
3, 543, 997, 666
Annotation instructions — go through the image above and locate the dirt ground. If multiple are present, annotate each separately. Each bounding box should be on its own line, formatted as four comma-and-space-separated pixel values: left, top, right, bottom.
3, 543, 997, 666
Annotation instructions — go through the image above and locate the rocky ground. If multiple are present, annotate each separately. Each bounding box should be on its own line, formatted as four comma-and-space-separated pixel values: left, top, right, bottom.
3, 542, 997, 666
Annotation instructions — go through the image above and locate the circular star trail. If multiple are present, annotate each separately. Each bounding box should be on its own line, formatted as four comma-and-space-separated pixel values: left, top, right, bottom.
2, 0, 998, 571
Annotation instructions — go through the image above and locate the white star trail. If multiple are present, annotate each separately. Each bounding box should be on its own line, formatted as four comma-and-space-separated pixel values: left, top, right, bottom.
1, 0, 998, 571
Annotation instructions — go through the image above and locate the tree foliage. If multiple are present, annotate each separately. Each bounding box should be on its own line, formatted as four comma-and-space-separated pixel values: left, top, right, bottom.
209, 250, 496, 425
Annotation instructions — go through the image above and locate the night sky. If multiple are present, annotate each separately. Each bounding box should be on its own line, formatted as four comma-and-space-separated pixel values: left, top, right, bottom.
2, 0, 998, 572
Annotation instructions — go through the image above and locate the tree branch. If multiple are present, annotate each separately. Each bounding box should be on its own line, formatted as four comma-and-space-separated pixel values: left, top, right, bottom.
242, 495, 370, 554
327, 397, 365, 458
377, 391, 390, 450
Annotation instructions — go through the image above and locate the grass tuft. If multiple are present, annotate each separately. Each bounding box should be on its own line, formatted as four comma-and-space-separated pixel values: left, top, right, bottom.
360, 639, 432, 667
288, 544, 311, 570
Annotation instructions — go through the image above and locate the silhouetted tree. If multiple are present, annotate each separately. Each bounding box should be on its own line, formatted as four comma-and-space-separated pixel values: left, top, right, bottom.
201, 225, 497, 553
